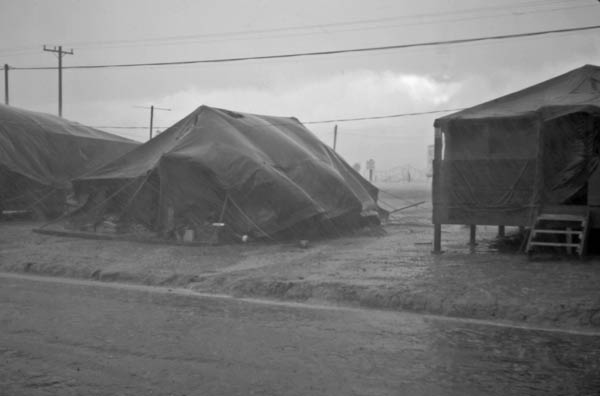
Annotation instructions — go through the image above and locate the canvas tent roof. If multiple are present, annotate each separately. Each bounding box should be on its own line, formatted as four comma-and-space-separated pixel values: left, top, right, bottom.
435, 64, 600, 128
431, 65, 600, 228
75, 105, 380, 238
0, 104, 139, 190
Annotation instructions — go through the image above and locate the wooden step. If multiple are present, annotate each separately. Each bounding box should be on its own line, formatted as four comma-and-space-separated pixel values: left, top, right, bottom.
531, 229, 583, 236
528, 242, 581, 248
526, 209, 590, 257
536, 214, 587, 222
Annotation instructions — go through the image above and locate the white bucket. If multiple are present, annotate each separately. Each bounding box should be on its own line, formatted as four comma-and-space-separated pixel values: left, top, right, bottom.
183, 228, 195, 242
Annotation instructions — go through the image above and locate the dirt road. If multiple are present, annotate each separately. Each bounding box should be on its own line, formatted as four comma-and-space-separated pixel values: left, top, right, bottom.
1, 273, 599, 396
2, 182, 600, 329
3, 217, 600, 330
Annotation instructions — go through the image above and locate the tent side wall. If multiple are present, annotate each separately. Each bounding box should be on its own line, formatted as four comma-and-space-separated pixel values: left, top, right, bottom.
433, 117, 541, 227
70, 175, 161, 231
0, 108, 139, 218
156, 156, 225, 235
0, 166, 66, 217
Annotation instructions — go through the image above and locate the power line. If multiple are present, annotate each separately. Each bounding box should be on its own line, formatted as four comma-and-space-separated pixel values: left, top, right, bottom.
9, 24, 600, 71
303, 108, 465, 124
0, 0, 585, 55
0, 5, 591, 59
72, 0, 581, 45
27, 1, 599, 54
91, 107, 464, 130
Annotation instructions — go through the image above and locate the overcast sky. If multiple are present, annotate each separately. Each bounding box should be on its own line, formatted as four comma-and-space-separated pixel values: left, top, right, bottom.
1, 0, 599, 175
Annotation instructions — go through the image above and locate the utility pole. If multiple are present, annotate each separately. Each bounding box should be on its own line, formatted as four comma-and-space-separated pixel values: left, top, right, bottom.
43, 45, 73, 117
135, 105, 171, 140
4, 64, 8, 105
333, 124, 338, 151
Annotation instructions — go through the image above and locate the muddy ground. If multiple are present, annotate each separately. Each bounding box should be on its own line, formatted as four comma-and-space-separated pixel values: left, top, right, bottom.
3, 274, 600, 396
1, 182, 600, 330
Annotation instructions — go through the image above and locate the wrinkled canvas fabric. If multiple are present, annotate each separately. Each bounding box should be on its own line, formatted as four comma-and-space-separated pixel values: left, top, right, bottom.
75, 106, 380, 237
0, 104, 139, 215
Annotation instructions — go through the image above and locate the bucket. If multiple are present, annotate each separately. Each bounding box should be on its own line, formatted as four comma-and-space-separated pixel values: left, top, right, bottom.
183, 228, 195, 242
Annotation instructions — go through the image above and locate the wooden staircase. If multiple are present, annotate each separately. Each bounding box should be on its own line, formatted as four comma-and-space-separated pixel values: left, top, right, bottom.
525, 208, 590, 257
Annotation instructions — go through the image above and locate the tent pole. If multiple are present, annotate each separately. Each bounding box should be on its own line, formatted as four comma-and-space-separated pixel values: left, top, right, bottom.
432, 126, 443, 254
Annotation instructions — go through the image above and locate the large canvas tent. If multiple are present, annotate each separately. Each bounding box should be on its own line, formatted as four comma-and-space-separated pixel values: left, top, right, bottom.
0, 104, 140, 217
432, 64, 600, 249
72, 105, 380, 241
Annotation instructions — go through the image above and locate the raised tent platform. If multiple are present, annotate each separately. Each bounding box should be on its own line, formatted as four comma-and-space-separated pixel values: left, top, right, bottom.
432, 65, 600, 253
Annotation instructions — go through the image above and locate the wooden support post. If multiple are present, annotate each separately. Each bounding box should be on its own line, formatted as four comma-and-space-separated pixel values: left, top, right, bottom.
43, 45, 73, 117
433, 224, 441, 254
58, 46, 63, 117
469, 225, 477, 246
432, 126, 443, 253
149, 105, 154, 140
4, 64, 8, 105
498, 225, 505, 238
135, 105, 170, 141
333, 124, 338, 151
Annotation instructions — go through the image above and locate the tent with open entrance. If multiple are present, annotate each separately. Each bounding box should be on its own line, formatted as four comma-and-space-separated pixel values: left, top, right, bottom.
431, 64, 600, 251
0, 104, 140, 218
71, 105, 381, 241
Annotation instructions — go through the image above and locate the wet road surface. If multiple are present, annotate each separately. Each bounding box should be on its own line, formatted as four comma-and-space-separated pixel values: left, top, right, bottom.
0, 273, 599, 396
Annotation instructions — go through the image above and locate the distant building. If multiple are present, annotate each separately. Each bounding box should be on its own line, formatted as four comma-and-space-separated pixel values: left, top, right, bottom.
366, 159, 375, 182
426, 145, 434, 178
